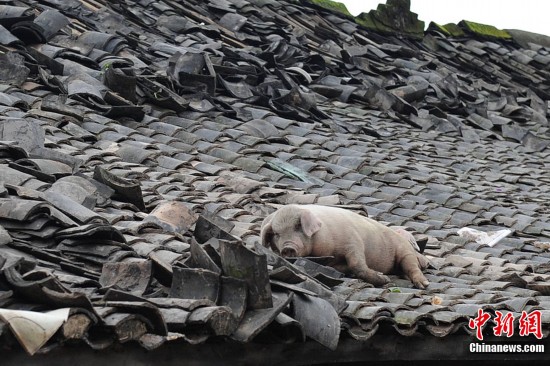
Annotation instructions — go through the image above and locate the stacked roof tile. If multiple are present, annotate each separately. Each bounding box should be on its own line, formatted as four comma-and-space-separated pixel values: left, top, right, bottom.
0, 0, 550, 358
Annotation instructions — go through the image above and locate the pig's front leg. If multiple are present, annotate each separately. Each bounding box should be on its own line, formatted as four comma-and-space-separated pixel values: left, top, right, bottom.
345, 250, 390, 286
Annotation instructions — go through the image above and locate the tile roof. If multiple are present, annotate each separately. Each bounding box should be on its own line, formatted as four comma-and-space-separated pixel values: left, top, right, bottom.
0, 0, 550, 359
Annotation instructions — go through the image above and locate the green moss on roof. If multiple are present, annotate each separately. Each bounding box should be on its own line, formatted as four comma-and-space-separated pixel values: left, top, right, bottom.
459, 20, 511, 39
427, 22, 449, 36
305, 0, 426, 39
355, 12, 394, 34
427, 22, 465, 37
442, 23, 465, 37
306, 0, 353, 18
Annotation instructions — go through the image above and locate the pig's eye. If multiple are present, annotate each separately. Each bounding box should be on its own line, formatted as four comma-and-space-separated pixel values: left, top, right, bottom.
295, 222, 301, 230
273, 233, 280, 239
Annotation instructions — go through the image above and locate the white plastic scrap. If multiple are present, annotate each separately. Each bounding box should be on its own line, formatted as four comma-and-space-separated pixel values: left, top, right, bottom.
0, 308, 70, 355
457, 227, 512, 247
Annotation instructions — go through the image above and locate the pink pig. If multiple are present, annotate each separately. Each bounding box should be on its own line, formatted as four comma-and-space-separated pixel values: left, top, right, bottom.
260, 205, 430, 289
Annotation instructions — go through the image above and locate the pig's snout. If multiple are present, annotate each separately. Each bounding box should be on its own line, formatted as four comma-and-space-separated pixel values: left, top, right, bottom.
281, 247, 297, 257
281, 242, 298, 258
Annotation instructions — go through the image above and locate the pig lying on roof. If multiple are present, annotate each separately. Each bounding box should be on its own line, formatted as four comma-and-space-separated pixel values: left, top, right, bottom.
260, 204, 430, 289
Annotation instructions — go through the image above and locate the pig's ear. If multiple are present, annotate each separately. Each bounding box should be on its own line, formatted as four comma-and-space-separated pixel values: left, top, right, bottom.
300, 209, 322, 237
260, 213, 276, 250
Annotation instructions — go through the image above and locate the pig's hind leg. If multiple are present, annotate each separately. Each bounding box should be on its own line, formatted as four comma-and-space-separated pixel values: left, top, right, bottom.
344, 250, 390, 287
400, 252, 430, 289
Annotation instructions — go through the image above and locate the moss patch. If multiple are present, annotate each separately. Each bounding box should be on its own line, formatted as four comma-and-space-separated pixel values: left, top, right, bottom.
306, 0, 353, 18
427, 22, 450, 36
427, 22, 465, 37
355, 12, 394, 34
459, 20, 511, 39
442, 23, 466, 37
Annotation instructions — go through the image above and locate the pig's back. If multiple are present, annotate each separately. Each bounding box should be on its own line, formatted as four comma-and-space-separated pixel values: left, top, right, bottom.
305, 205, 402, 273
304, 207, 392, 261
